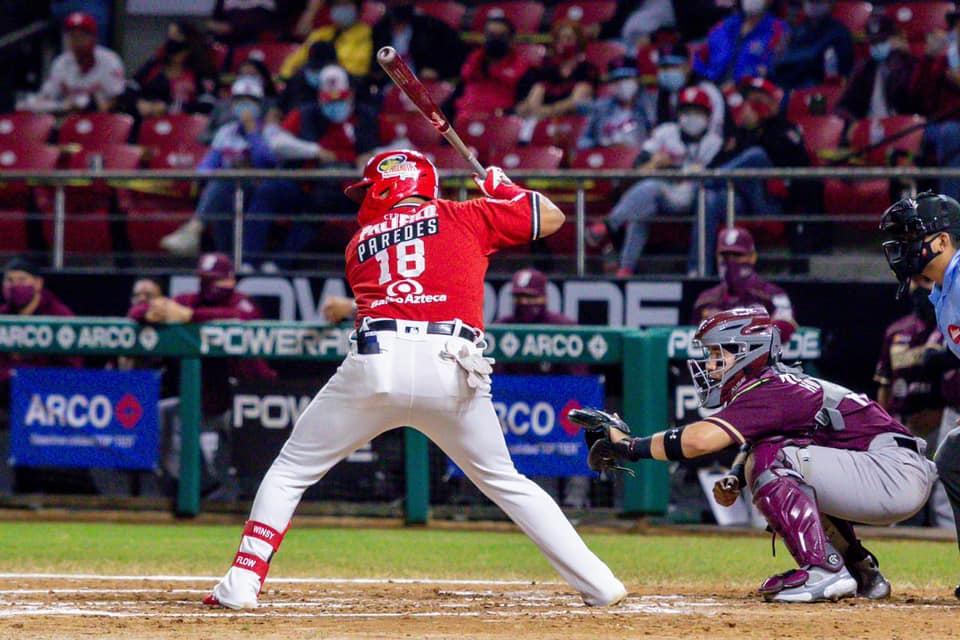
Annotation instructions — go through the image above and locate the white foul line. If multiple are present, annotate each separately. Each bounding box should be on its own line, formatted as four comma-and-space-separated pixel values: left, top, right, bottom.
0, 572, 554, 586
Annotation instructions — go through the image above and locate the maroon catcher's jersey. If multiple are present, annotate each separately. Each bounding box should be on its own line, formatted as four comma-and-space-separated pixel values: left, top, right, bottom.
346, 194, 542, 330
703, 367, 912, 451
874, 312, 942, 418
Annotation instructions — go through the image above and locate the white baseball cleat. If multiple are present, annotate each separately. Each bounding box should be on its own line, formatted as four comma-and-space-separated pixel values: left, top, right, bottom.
763, 565, 858, 603
583, 583, 628, 607
160, 219, 202, 255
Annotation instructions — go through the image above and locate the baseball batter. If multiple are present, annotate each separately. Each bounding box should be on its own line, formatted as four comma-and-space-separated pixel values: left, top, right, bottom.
880, 190, 960, 598
572, 308, 936, 603
204, 149, 627, 609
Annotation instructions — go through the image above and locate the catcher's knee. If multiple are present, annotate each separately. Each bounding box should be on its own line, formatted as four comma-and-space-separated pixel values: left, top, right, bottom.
746, 441, 799, 490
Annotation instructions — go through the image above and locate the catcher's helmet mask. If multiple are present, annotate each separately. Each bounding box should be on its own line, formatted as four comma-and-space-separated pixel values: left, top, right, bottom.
880, 191, 960, 300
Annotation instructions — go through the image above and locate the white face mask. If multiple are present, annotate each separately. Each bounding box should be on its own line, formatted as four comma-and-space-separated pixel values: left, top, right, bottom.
678, 113, 709, 137
741, 0, 766, 16
613, 79, 639, 103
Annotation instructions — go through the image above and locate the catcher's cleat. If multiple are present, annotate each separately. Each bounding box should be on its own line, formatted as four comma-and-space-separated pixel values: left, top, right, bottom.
848, 554, 891, 600
761, 565, 857, 603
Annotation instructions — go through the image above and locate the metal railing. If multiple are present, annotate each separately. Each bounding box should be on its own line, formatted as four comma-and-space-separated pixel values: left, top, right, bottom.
2, 166, 954, 276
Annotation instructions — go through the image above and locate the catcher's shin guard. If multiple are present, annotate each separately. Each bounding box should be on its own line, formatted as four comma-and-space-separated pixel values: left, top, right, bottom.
204, 520, 287, 609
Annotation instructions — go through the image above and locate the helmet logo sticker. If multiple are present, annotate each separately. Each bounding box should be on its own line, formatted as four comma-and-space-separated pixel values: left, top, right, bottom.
377, 153, 419, 180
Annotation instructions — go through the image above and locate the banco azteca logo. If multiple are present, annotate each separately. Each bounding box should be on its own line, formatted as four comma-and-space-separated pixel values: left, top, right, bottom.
386, 279, 423, 297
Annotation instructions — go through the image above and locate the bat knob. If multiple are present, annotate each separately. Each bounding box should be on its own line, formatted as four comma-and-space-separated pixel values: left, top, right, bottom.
719, 477, 739, 492
377, 47, 397, 63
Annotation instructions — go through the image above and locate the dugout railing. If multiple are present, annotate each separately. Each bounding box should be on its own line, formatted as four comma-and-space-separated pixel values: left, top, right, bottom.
0, 316, 819, 522
0, 166, 949, 276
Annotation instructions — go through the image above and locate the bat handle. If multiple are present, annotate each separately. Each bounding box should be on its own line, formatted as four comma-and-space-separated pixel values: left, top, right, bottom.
441, 127, 486, 176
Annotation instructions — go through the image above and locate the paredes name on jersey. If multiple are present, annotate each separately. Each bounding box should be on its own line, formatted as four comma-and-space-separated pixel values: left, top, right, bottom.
356, 206, 440, 263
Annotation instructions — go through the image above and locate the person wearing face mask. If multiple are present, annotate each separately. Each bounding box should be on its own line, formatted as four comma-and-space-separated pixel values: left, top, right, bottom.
280, 0, 373, 80
515, 20, 598, 121
17, 12, 125, 114
161, 77, 277, 256
835, 13, 917, 122
691, 226, 797, 343
772, 0, 854, 91
692, 0, 789, 87
278, 41, 339, 114
454, 16, 533, 120
578, 56, 651, 149
586, 87, 725, 277
206, 0, 284, 46
650, 42, 727, 136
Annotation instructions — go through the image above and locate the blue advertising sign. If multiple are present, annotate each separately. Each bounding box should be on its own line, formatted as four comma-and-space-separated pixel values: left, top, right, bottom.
449, 375, 604, 478
10, 368, 160, 470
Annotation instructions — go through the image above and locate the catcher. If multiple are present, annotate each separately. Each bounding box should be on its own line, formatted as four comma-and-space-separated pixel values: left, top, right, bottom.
571, 307, 937, 603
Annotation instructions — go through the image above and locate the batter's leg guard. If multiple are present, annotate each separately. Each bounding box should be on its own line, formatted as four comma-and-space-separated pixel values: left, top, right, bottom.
204, 520, 287, 609
750, 443, 856, 603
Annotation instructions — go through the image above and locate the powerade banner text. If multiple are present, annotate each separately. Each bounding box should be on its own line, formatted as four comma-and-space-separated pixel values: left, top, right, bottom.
10, 368, 160, 470
449, 375, 604, 478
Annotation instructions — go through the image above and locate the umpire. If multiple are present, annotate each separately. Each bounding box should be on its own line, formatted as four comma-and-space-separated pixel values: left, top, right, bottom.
880, 191, 960, 599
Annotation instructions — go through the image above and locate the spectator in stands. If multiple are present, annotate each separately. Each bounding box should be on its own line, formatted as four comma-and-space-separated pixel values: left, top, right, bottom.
692, 0, 789, 87
600, 0, 677, 54
278, 41, 338, 114
911, 12, 960, 119
586, 87, 725, 277
688, 76, 811, 274
650, 42, 727, 136
247, 64, 378, 270
578, 56, 650, 149
160, 77, 277, 256
280, 0, 373, 81
835, 13, 916, 122
690, 226, 797, 342
369, 1, 466, 86
674, 1, 739, 43
116, 278, 180, 397
206, 0, 286, 46
201, 55, 279, 144
772, 0, 854, 90
16, 12, 125, 114
453, 15, 533, 120
129, 21, 218, 120
515, 20, 598, 122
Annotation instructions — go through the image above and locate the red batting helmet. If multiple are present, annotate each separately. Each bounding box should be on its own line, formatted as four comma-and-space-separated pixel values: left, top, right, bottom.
687, 307, 780, 408
678, 86, 712, 114
345, 149, 439, 223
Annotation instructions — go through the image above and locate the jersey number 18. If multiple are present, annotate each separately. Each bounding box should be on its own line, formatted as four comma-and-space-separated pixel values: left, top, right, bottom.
375, 239, 426, 285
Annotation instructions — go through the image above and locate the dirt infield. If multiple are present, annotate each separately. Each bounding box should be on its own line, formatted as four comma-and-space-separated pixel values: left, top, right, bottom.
0, 574, 956, 640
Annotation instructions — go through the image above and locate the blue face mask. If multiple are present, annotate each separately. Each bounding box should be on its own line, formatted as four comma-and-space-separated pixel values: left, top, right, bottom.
304, 68, 322, 89
870, 41, 892, 62
330, 4, 358, 27
321, 100, 352, 123
658, 69, 686, 92
232, 101, 261, 122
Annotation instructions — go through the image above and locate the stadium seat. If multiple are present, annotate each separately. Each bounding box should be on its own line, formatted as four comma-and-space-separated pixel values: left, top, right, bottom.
847, 115, 926, 166
636, 44, 659, 85
471, 2, 546, 33
885, 2, 954, 41
530, 114, 589, 158
118, 142, 207, 252
488, 145, 563, 170
832, 1, 874, 40
57, 112, 134, 149
453, 114, 524, 159
793, 114, 846, 166
514, 43, 548, 68
823, 178, 890, 219
137, 114, 209, 150
570, 145, 642, 213
550, 1, 617, 27
786, 83, 846, 122
381, 80, 455, 115
211, 41, 229, 71
421, 144, 480, 171
0, 144, 60, 253
36, 144, 144, 254
584, 40, 629, 75
415, 1, 467, 29
378, 112, 445, 148
0, 112, 55, 145
232, 42, 301, 74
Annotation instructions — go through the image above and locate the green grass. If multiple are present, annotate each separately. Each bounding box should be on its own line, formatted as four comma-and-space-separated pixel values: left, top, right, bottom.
0, 522, 956, 591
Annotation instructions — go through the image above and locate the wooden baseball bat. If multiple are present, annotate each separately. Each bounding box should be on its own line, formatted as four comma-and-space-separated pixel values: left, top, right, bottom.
376, 46, 486, 176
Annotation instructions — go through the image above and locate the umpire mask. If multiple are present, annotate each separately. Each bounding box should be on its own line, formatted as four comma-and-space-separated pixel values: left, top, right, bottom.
880, 192, 960, 300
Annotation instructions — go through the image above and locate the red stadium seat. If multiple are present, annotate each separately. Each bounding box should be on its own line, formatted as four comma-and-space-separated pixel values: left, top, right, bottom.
472, 2, 546, 33
57, 112, 134, 148
0, 113, 55, 145
832, 1, 874, 40
0, 144, 60, 253
847, 115, 926, 165
824, 178, 890, 221
793, 115, 846, 166
232, 42, 301, 74
636, 44, 659, 85
530, 114, 589, 157
211, 42, 229, 71
885, 2, 954, 41
570, 145, 642, 212
514, 43, 548, 68
381, 80, 456, 115
415, 1, 467, 29
421, 144, 480, 171
36, 144, 144, 254
550, 1, 617, 27
137, 114, 209, 149
786, 83, 846, 122
584, 40, 629, 75
488, 145, 563, 170
379, 112, 445, 148
454, 114, 524, 158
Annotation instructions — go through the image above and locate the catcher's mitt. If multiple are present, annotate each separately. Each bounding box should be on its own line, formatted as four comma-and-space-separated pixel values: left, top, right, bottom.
568, 408, 634, 474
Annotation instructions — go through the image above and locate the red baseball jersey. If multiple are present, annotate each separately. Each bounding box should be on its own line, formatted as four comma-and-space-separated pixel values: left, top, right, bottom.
346, 194, 543, 330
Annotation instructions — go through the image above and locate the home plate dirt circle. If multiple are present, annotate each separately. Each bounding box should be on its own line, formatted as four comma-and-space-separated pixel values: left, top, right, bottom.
0, 574, 956, 639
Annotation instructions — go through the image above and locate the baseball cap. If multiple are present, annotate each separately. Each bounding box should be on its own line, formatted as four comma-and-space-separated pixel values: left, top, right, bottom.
197, 252, 235, 280
606, 56, 639, 81
717, 227, 756, 255
3, 255, 42, 276
317, 64, 351, 102
231, 76, 264, 101
64, 12, 97, 36
511, 268, 547, 297
738, 76, 779, 100
865, 13, 894, 43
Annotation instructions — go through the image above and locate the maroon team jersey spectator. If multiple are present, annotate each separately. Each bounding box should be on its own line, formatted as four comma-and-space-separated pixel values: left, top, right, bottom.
0, 290, 82, 382
455, 47, 533, 119
692, 274, 796, 342
874, 314, 943, 420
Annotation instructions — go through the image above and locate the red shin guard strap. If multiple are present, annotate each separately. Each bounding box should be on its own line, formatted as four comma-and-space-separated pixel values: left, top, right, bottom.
242, 520, 286, 553
232, 552, 270, 583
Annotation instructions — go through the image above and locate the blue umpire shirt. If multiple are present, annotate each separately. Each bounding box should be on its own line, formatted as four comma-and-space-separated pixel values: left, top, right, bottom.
930, 250, 960, 357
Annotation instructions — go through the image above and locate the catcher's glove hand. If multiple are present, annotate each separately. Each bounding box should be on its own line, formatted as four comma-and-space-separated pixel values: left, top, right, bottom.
568, 408, 634, 475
